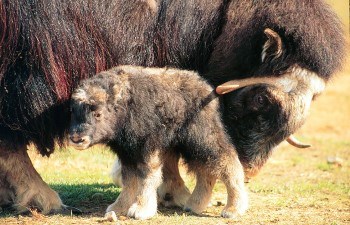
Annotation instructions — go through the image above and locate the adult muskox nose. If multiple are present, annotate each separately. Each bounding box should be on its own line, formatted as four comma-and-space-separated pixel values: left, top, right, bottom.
70, 133, 85, 144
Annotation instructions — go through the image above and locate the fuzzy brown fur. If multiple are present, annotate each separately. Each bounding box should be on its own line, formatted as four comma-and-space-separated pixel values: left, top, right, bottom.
69, 65, 248, 219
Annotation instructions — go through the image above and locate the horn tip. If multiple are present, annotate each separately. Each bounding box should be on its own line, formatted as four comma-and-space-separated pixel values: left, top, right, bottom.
216, 84, 240, 95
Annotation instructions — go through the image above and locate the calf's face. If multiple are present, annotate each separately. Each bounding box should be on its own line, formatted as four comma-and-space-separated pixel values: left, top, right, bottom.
69, 86, 121, 150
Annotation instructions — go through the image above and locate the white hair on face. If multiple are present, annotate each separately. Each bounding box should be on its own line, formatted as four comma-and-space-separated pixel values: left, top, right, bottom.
292, 67, 325, 94
275, 76, 298, 93
72, 88, 88, 103
273, 66, 325, 95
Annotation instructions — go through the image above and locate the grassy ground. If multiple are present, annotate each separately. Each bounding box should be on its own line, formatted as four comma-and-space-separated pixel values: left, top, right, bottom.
0, 63, 349, 224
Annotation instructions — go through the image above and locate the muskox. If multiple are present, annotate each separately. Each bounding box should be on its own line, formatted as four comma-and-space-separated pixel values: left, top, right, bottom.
0, 0, 345, 213
69, 65, 250, 219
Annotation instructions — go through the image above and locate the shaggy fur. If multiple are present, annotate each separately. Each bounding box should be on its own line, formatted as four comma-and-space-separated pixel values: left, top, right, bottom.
69, 66, 248, 219
0, 0, 345, 213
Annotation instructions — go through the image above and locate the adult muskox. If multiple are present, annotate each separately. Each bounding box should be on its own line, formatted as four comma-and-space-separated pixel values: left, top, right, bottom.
0, 0, 345, 214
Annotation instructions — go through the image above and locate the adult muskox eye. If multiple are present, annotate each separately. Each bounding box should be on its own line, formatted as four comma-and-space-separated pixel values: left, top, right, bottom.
254, 94, 267, 106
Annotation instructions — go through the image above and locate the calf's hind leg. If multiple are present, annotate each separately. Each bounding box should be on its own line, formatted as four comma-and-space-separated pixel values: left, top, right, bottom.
184, 153, 248, 218
0, 143, 63, 214
219, 154, 248, 218
183, 168, 216, 214
183, 112, 248, 217
158, 152, 191, 208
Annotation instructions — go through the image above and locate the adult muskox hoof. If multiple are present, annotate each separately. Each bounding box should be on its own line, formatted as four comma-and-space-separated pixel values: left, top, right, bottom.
0, 184, 15, 208
15, 184, 63, 215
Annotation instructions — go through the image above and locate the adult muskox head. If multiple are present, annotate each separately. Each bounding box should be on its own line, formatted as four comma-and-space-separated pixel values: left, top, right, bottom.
214, 28, 329, 179
218, 69, 324, 179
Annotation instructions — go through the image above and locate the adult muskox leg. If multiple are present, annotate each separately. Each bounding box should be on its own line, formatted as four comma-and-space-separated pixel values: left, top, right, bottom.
157, 152, 191, 208
0, 173, 15, 208
0, 143, 62, 214
107, 150, 163, 220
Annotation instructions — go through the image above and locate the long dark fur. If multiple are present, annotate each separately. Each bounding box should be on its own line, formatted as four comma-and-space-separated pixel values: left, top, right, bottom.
205, 0, 346, 83
0, 0, 345, 155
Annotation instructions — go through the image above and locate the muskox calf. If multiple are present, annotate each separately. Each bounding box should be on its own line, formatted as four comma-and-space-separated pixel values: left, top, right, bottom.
69, 65, 248, 219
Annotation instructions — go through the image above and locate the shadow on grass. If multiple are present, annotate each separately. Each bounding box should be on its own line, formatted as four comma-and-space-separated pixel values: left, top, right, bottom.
0, 183, 197, 218
0, 183, 120, 218
52, 183, 121, 216
158, 206, 217, 218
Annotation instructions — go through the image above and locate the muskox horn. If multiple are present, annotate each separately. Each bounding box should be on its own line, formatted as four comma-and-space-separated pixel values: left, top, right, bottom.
286, 135, 311, 148
216, 77, 278, 95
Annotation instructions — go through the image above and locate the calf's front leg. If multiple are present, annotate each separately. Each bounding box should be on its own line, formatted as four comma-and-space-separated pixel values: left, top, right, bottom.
107, 150, 163, 220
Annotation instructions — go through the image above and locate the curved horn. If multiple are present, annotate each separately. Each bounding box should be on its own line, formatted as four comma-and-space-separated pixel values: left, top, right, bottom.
286, 135, 311, 148
216, 77, 278, 95
215, 84, 240, 95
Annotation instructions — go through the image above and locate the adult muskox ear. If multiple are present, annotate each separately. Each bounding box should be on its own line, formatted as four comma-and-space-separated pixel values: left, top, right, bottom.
261, 28, 283, 63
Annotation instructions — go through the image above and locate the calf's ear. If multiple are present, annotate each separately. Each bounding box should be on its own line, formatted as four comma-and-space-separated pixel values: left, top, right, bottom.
90, 87, 108, 104
261, 28, 283, 63
72, 89, 88, 103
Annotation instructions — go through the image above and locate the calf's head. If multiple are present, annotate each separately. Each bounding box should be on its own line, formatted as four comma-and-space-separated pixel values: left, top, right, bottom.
69, 74, 128, 150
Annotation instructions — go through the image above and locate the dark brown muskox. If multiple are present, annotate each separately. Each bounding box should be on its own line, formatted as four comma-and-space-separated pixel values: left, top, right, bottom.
0, 0, 345, 213
69, 65, 250, 219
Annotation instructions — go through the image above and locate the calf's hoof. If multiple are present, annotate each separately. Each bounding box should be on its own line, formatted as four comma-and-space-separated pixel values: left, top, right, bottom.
157, 184, 191, 208
127, 202, 157, 220
221, 195, 248, 218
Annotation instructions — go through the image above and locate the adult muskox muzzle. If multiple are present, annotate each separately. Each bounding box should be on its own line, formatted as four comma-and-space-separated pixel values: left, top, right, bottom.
216, 66, 324, 179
